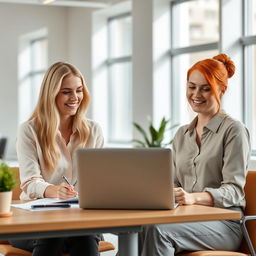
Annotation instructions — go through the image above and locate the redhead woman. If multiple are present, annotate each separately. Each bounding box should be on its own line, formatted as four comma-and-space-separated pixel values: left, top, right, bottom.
139, 54, 250, 256
9, 62, 103, 256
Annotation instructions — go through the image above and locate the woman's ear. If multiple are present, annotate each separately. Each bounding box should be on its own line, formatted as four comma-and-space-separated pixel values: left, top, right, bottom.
218, 89, 224, 98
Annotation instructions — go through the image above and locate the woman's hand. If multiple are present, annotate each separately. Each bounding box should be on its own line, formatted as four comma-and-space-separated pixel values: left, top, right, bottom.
44, 183, 78, 199
174, 187, 214, 206
57, 183, 78, 200
174, 187, 196, 205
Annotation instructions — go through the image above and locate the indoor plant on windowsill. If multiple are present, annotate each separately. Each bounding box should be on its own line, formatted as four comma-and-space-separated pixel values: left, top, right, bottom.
132, 117, 178, 148
0, 162, 16, 217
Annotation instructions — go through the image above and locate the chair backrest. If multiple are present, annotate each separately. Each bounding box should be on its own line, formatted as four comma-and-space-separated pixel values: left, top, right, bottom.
240, 170, 256, 253
10, 167, 22, 200
0, 137, 7, 159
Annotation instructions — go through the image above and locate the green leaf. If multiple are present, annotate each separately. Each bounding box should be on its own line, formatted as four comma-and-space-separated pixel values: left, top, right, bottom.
156, 117, 168, 144
149, 123, 158, 145
133, 122, 151, 147
132, 117, 179, 148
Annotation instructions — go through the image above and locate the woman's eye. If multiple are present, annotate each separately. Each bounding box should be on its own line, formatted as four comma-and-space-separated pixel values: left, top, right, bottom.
188, 86, 195, 89
76, 90, 83, 93
202, 87, 211, 92
62, 91, 70, 95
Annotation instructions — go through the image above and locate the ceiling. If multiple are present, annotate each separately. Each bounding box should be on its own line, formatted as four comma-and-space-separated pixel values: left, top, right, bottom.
0, 0, 112, 8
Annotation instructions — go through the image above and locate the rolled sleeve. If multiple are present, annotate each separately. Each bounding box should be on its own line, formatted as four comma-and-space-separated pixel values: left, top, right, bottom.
172, 139, 181, 188
204, 123, 250, 208
17, 122, 52, 199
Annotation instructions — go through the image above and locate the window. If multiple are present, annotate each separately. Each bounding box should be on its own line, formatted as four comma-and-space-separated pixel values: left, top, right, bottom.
171, 0, 219, 48
243, 0, 256, 152
30, 38, 48, 107
244, 0, 256, 36
107, 14, 132, 143
170, 0, 219, 126
18, 31, 48, 124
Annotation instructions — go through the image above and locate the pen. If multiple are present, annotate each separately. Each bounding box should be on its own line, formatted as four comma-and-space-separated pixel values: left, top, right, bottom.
31, 203, 71, 209
62, 175, 72, 186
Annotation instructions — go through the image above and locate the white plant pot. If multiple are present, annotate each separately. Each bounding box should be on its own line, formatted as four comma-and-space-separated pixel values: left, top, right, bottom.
0, 191, 12, 213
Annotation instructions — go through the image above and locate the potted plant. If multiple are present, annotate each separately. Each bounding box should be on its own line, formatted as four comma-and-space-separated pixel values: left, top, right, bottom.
0, 162, 16, 216
133, 117, 178, 148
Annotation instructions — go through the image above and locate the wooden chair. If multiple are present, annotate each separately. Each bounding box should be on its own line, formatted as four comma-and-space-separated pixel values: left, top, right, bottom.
178, 170, 256, 256
0, 167, 115, 255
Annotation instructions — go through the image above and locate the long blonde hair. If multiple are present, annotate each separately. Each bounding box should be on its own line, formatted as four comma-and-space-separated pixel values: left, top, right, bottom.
29, 62, 90, 171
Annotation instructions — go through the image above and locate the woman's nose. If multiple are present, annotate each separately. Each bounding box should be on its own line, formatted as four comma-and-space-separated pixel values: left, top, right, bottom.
194, 88, 201, 97
70, 92, 78, 100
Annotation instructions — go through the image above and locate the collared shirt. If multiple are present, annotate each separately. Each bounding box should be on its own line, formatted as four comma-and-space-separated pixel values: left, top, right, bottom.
173, 112, 250, 209
17, 119, 104, 200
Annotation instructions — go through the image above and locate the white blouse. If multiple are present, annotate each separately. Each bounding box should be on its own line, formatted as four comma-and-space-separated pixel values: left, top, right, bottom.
16, 119, 104, 200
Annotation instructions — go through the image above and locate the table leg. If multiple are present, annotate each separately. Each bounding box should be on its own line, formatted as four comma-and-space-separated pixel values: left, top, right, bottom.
118, 232, 138, 256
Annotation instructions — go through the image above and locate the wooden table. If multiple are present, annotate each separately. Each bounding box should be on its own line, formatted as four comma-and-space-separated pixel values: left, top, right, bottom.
0, 204, 241, 256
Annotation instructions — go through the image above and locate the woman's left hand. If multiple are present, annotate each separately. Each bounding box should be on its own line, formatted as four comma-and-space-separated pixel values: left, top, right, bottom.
174, 187, 195, 205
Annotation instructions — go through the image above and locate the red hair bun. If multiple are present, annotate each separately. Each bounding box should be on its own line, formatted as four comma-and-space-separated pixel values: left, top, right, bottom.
213, 54, 235, 78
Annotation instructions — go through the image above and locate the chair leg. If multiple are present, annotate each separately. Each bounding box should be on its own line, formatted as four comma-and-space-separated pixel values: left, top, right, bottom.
240, 216, 256, 256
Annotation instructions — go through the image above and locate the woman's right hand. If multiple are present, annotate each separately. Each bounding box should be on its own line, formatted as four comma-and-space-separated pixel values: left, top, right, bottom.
44, 184, 78, 199
57, 183, 78, 199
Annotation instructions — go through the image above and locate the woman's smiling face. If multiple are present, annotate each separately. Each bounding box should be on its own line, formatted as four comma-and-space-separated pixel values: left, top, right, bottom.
55, 75, 84, 119
186, 70, 221, 117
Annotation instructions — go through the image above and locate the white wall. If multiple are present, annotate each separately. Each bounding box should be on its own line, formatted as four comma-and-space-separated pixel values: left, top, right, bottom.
132, 0, 153, 133
67, 7, 97, 117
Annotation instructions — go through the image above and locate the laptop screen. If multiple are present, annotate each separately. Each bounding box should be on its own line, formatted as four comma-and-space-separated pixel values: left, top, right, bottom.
76, 148, 174, 210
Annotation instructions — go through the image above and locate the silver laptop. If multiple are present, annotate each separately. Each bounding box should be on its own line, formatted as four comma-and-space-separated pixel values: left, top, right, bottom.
76, 148, 174, 210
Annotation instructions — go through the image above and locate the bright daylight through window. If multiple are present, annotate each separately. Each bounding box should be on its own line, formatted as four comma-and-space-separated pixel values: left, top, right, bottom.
170, 0, 219, 126
18, 34, 48, 124
108, 14, 132, 143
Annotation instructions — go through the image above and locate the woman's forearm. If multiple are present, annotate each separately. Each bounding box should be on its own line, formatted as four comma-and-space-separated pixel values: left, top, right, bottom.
192, 192, 214, 206
174, 187, 214, 206
44, 185, 59, 198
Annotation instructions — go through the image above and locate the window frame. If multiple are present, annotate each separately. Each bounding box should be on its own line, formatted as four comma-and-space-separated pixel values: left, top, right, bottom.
242, 0, 256, 154
18, 34, 48, 125
29, 37, 48, 107
169, 0, 219, 126
107, 12, 132, 144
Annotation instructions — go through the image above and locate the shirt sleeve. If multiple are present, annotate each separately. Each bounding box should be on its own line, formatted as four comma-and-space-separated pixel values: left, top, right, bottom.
95, 124, 104, 148
88, 120, 105, 148
17, 122, 52, 199
204, 122, 251, 208
172, 129, 182, 188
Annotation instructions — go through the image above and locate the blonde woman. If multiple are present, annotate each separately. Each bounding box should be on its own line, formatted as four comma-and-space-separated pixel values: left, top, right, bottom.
10, 62, 103, 256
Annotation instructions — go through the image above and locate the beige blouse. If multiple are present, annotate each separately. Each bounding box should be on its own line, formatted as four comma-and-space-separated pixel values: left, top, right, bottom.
173, 113, 250, 209
16, 119, 104, 200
